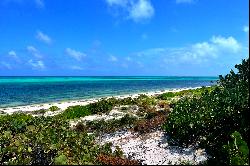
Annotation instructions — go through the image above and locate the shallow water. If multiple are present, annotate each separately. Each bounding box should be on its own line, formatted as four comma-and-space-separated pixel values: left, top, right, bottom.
0, 76, 218, 107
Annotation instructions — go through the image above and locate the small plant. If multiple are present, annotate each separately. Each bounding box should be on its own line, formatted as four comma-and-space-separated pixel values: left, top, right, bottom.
32, 109, 47, 115
114, 146, 124, 157
49, 106, 60, 112
54, 154, 68, 165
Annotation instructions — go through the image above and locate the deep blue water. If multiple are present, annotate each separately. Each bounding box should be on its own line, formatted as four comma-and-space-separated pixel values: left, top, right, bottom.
0, 76, 218, 108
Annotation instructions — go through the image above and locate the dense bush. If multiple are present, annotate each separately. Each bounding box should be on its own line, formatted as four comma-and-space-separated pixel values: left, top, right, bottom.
58, 105, 91, 119
88, 99, 114, 114
163, 58, 249, 164
0, 113, 122, 165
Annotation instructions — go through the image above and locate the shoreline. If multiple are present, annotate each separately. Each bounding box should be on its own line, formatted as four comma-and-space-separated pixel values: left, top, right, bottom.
0, 86, 206, 114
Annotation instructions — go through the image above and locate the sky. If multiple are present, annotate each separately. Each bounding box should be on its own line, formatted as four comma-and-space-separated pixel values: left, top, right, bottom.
0, 0, 249, 76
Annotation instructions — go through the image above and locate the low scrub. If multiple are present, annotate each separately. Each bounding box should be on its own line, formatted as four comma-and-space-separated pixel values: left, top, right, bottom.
49, 106, 60, 112
0, 113, 122, 165
163, 59, 249, 164
58, 105, 91, 120
83, 114, 137, 133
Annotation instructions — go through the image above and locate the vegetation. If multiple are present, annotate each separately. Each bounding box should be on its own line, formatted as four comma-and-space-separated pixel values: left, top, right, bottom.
49, 106, 60, 112
57, 105, 91, 120
223, 131, 249, 165
134, 111, 166, 133
0, 114, 123, 165
163, 58, 249, 165
156, 86, 215, 100
82, 114, 137, 133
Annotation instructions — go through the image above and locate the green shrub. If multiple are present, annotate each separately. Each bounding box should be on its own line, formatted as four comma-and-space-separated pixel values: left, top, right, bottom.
157, 92, 178, 100
49, 106, 60, 112
32, 109, 48, 115
54, 154, 68, 165
85, 114, 137, 133
223, 131, 249, 165
87, 99, 114, 114
58, 105, 91, 120
163, 58, 249, 164
0, 113, 120, 165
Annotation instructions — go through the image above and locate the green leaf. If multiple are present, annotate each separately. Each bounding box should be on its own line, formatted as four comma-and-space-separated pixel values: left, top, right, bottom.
54, 154, 68, 165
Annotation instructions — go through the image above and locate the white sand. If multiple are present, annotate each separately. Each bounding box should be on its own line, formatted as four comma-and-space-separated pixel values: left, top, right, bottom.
0, 86, 203, 115
98, 130, 209, 165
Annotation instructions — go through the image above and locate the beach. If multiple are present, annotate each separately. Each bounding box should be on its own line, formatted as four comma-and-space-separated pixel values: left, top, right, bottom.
0, 86, 203, 115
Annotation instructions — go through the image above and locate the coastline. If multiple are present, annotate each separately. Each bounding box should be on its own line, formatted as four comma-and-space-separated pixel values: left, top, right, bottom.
0, 86, 205, 114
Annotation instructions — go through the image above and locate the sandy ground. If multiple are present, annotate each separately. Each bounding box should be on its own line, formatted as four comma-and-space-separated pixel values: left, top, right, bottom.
98, 130, 209, 165
0, 86, 202, 115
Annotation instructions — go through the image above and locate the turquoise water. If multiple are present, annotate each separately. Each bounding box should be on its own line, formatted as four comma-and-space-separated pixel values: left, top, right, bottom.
0, 76, 218, 108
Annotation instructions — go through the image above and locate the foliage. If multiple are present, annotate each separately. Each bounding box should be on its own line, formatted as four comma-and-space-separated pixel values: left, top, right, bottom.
84, 114, 137, 133
135, 95, 156, 107
58, 105, 91, 120
134, 111, 166, 133
49, 106, 60, 112
0, 113, 122, 165
31, 109, 48, 115
87, 99, 114, 114
223, 131, 249, 165
54, 154, 68, 165
163, 58, 249, 164
157, 86, 215, 100
156, 92, 178, 100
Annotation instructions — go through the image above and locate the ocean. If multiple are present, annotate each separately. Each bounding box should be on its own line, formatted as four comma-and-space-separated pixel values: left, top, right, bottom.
0, 76, 218, 108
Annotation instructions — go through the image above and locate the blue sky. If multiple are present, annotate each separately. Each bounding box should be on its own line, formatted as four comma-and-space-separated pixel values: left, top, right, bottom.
0, 0, 249, 76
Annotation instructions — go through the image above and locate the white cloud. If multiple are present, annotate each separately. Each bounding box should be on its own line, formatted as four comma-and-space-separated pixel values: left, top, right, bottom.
0, 61, 12, 69
27, 46, 43, 58
211, 36, 241, 53
65, 48, 86, 61
134, 35, 242, 64
191, 42, 218, 58
176, 0, 195, 4
105, 0, 154, 22
109, 55, 118, 62
28, 59, 45, 70
36, 30, 51, 44
129, 0, 154, 22
243, 26, 249, 33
